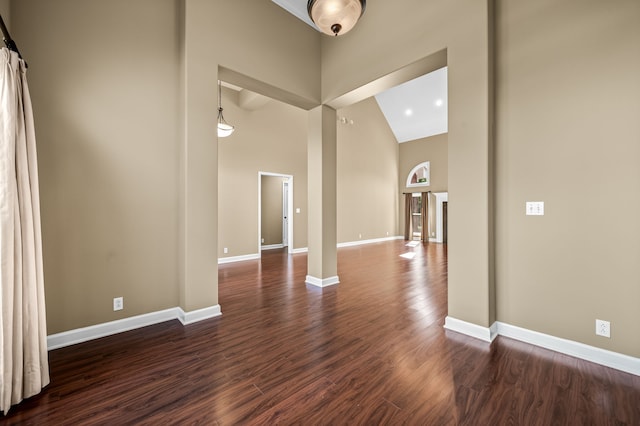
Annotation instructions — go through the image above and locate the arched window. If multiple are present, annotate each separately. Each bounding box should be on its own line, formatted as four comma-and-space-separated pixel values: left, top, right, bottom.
406, 161, 430, 188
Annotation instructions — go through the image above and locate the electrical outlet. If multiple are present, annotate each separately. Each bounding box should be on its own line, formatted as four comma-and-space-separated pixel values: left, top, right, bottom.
261, 238, 265, 243
595, 319, 610, 338
223, 247, 228, 254
113, 297, 123, 311
359, 233, 362, 239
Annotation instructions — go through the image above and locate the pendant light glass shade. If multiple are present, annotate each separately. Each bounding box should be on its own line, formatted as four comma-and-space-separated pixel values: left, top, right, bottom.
217, 111, 234, 138
217, 80, 234, 138
307, 0, 366, 36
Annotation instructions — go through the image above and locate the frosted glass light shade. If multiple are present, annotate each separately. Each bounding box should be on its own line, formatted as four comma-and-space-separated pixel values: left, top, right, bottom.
217, 122, 234, 138
217, 107, 234, 138
308, 0, 366, 36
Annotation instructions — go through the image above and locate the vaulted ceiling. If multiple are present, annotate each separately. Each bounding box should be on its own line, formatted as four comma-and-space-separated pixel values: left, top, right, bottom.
271, 0, 448, 143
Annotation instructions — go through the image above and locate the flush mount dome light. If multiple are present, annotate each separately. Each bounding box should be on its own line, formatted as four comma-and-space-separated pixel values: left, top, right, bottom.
307, 0, 366, 36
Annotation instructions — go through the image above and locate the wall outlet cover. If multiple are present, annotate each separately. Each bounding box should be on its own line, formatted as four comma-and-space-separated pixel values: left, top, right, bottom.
595, 319, 610, 338
113, 297, 123, 311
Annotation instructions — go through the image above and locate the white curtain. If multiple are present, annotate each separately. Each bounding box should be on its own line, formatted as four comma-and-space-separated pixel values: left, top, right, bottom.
0, 47, 49, 414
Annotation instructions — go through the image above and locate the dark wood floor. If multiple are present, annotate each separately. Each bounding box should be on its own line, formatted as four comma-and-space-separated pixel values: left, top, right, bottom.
3, 241, 640, 425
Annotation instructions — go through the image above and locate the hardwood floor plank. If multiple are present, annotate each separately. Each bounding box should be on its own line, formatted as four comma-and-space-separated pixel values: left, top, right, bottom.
2, 241, 639, 425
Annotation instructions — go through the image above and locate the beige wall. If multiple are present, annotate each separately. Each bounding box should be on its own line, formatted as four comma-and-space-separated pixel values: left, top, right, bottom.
181, 0, 320, 311
13, 0, 319, 332
261, 176, 284, 247
220, 93, 400, 257
399, 134, 448, 194
0, 1, 9, 25
13, 0, 182, 333
399, 133, 448, 238
12, 0, 640, 361
322, 1, 494, 327
218, 90, 307, 258
337, 97, 399, 242
218, 92, 307, 258
495, 0, 640, 356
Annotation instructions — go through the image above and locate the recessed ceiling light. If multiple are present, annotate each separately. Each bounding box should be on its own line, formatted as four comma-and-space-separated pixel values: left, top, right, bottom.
405, 108, 413, 116
434, 99, 444, 107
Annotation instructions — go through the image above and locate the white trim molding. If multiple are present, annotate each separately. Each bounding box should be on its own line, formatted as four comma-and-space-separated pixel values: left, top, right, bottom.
178, 305, 222, 326
261, 244, 285, 251
444, 316, 498, 343
218, 253, 260, 264
337, 236, 404, 248
433, 192, 448, 243
495, 322, 640, 376
443, 317, 640, 376
305, 275, 340, 288
223, 239, 405, 260
47, 305, 222, 351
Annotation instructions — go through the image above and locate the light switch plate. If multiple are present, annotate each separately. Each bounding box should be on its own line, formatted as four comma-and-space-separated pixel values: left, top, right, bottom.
526, 201, 544, 216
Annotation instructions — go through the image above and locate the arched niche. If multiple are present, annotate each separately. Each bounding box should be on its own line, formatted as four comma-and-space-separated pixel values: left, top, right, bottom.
406, 161, 430, 188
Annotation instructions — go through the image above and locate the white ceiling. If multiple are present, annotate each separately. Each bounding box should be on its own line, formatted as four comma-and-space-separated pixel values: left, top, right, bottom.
272, 0, 449, 143
374, 67, 448, 143
272, 0, 318, 30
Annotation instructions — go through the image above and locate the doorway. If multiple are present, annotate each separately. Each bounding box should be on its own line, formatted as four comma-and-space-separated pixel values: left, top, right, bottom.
433, 192, 448, 243
409, 193, 424, 240
282, 180, 289, 247
443, 201, 448, 244
258, 172, 294, 255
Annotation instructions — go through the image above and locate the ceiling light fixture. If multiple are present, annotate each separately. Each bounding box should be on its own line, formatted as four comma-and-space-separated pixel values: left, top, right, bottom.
217, 80, 235, 138
307, 0, 366, 36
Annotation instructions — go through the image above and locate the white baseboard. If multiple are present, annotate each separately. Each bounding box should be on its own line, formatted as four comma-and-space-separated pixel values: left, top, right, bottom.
444, 316, 498, 343
443, 317, 640, 376
337, 236, 403, 248
47, 305, 222, 351
225, 238, 403, 259
178, 305, 222, 325
495, 322, 640, 376
305, 275, 340, 288
261, 244, 284, 250
218, 253, 260, 264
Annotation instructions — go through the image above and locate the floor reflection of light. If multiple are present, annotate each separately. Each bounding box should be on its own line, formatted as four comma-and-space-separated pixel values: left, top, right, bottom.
400, 252, 416, 259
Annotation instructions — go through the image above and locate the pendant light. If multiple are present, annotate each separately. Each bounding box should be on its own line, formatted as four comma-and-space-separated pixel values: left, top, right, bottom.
307, 0, 366, 36
217, 80, 235, 138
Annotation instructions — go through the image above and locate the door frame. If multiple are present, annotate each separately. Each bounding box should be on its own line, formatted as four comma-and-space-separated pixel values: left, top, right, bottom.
258, 171, 294, 256
282, 179, 289, 246
433, 192, 448, 243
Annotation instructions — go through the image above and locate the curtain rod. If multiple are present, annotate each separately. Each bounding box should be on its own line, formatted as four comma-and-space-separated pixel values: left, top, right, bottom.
0, 13, 26, 64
